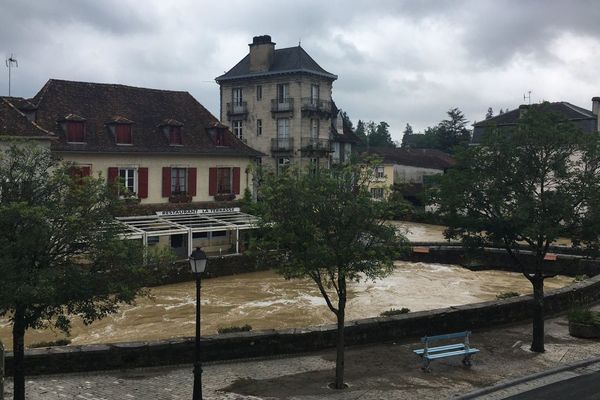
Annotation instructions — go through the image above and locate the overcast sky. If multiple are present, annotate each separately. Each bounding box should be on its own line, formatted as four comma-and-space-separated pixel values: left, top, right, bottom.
1, 0, 599, 142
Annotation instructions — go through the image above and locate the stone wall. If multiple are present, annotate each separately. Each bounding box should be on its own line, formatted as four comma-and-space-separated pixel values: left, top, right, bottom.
5, 254, 600, 376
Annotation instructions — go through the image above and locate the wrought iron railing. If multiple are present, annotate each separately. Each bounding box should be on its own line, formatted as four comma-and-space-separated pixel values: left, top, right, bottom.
301, 137, 330, 151
226, 101, 248, 116
301, 98, 332, 113
271, 137, 294, 152
271, 98, 294, 113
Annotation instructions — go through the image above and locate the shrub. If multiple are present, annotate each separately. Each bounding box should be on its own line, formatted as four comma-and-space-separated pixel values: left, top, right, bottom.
568, 309, 600, 326
29, 338, 71, 348
217, 324, 252, 334
380, 307, 410, 317
496, 291, 520, 299
573, 274, 589, 283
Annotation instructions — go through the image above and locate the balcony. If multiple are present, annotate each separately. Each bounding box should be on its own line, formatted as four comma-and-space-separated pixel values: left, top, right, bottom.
226, 101, 248, 118
271, 137, 294, 153
301, 98, 332, 116
271, 98, 294, 115
301, 137, 330, 153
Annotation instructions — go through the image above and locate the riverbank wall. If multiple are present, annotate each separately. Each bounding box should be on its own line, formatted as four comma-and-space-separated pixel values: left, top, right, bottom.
4, 245, 600, 376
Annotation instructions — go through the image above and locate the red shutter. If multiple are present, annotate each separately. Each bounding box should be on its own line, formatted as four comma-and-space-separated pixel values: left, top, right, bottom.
80, 166, 91, 177
116, 125, 132, 144
162, 167, 171, 197
138, 168, 148, 198
188, 167, 197, 197
209, 167, 217, 196
108, 167, 118, 182
67, 122, 85, 142
232, 167, 241, 195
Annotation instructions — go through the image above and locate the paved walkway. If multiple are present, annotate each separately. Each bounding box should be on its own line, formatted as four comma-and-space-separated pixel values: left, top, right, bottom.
3, 309, 600, 399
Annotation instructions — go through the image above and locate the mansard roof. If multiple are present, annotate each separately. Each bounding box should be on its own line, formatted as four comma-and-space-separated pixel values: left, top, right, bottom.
25, 79, 261, 156
0, 97, 56, 140
215, 46, 337, 82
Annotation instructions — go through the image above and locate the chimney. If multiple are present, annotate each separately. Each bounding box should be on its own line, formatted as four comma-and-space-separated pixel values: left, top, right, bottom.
518, 104, 529, 118
249, 35, 275, 73
592, 97, 600, 132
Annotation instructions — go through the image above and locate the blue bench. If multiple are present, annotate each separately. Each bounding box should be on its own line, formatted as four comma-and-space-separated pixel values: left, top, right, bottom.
413, 331, 479, 371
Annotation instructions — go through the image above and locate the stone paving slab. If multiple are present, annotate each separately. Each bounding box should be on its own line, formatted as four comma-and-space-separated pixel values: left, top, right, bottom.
4, 309, 600, 399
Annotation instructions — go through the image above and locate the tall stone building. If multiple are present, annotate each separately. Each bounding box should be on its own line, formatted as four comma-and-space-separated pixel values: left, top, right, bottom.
216, 35, 356, 172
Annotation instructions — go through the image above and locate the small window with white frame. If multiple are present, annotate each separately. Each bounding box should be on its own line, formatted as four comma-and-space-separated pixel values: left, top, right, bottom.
256, 85, 262, 101
119, 167, 137, 194
370, 187, 384, 199
171, 167, 187, 194
233, 120, 243, 140
256, 119, 262, 136
278, 157, 290, 174
310, 119, 319, 139
374, 166, 385, 179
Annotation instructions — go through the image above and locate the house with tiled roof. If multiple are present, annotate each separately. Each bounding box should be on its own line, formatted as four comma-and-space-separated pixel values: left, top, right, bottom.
0, 97, 56, 146
359, 146, 455, 204
472, 98, 600, 143
216, 35, 357, 172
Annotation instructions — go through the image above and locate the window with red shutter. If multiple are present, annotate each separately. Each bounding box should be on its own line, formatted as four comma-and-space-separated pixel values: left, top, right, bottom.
162, 167, 171, 197
66, 122, 85, 142
209, 168, 217, 195
138, 168, 148, 199
232, 167, 241, 195
116, 124, 132, 145
169, 126, 182, 145
188, 168, 197, 196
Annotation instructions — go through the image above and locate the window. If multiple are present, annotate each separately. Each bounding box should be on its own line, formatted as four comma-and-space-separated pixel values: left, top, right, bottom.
256, 119, 262, 136
232, 88, 243, 105
310, 84, 320, 103
212, 231, 227, 238
370, 187, 384, 199
309, 158, 318, 177
278, 157, 290, 174
277, 118, 289, 139
310, 119, 319, 138
171, 234, 185, 248
171, 168, 187, 194
66, 121, 85, 142
119, 168, 136, 194
147, 236, 159, 245
233, 120, 243, 140
277, 83, 289, 101
375, 166, 385, 179
116, 124, 132, 145
169, 126, 182, 145
256, 85, 262, 101
192, 232, 208, 239
217, 167, 232, 194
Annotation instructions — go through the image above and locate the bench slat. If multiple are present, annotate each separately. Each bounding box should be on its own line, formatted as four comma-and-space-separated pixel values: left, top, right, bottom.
421, 331, 471, 342
413, 343, 465, 355
424, 348, 479, 361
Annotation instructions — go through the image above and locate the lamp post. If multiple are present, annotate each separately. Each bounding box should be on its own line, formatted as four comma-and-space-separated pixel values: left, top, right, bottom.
189, 246, 207, 400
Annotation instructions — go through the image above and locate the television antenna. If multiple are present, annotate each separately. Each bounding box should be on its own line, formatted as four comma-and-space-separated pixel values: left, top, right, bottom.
523, 90, 532, 105
5, 54, 18, 97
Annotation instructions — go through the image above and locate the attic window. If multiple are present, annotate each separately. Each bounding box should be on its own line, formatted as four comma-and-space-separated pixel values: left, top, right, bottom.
66, 121, 85, 143
169, 126, 182, 145
116, 124, 133, 145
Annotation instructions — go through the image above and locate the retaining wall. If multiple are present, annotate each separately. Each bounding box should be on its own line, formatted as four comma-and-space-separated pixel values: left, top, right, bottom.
4, 246, 600, 376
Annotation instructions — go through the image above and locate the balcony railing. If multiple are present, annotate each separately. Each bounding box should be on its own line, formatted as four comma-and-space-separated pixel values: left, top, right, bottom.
271, 98, 294, 113
271, 137, 294, 152
301, 137, 330, 152
226, 101, 248, 116
301, 98, 332, 114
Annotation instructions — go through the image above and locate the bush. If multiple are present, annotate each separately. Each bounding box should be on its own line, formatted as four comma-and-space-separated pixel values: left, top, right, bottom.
573, 274, 589, 283
29, 338, 71, 348
380, 307, 410, 317
217, 324, 252, 334
568, 309, 600, 326
496, 291, 520, 299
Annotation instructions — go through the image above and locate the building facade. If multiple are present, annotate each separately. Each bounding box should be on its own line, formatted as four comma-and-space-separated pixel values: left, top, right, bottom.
216, 35, 357, 172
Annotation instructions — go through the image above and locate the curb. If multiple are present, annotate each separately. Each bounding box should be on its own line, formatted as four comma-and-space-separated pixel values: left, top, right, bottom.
455, 356, 600, 399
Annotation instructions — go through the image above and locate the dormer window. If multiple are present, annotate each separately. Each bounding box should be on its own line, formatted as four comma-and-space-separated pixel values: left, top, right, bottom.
116, 124, 133, 145
66, 121, 85, 143
169, 126, 182, 145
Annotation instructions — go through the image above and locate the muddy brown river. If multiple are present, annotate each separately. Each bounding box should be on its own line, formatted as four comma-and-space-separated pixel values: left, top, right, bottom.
0, 261, 571, 350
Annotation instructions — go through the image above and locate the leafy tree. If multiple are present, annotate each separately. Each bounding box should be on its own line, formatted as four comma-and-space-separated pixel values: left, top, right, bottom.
485, 107, 494, 119
0, 144, 148, 400
340, 111, 354, 132
253, 162, 407, 388
366, 121, 395, 148
355, 120, 366, 143
430, 104, 600, 352
400, 124, 414, 148
435, 107, 471, 151
403, 123, 413, 136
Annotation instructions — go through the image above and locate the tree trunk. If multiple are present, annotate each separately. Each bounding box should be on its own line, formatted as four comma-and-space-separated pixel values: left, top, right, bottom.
12, 307, 26, 400
530, 276, 545, 353
334, 300, 345, 389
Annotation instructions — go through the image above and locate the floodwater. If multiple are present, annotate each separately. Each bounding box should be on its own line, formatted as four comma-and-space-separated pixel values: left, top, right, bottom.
393, 221, 572, 246
0, 261, 571, 350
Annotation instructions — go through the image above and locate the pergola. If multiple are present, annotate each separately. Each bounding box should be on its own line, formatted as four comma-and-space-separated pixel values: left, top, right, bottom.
116, 209, 259, 255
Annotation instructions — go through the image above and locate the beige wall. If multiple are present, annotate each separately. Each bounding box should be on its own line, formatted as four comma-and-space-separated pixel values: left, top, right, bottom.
56, 152, 254, 204
220, 75, 333, 170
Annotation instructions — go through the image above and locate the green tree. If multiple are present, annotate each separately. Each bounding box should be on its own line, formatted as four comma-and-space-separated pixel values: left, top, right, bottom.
367, 121, 395, 147
340, 111, 354, 132
355, 120, 367, 143
254, 162, 407, 388
485, 107, 494, 119
430, 104, 600, 352
436, 107, 471, 151
0, 144, 148, 400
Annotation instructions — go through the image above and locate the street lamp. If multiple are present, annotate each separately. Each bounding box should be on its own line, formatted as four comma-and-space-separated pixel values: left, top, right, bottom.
189, 246, 207, 400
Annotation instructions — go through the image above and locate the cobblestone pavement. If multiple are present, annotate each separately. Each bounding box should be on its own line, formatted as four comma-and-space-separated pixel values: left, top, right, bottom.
4, 310, 600, 400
